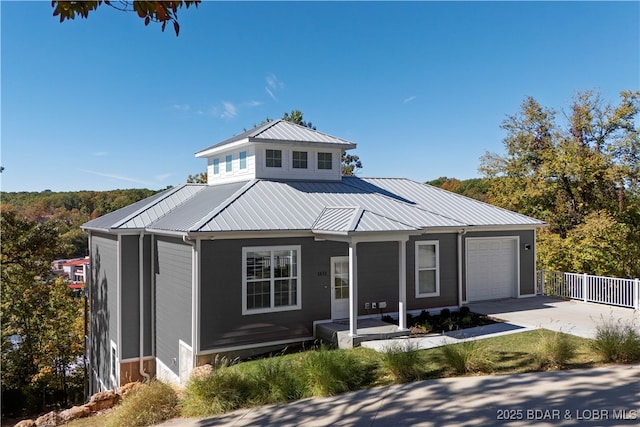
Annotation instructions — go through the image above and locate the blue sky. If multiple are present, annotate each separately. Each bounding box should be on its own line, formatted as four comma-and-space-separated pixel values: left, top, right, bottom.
2, 1, 638, 192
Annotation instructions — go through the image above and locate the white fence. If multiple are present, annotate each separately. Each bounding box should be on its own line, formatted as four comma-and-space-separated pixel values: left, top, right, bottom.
537, 270, 640, 310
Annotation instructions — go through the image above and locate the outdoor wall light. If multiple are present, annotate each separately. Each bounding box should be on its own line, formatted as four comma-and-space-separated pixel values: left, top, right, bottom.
524, 244, 531, 250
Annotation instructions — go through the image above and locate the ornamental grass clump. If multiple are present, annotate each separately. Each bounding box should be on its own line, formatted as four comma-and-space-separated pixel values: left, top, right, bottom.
440, 340, 493, 375
302, 345, 375, 397
380, 341, 425, 383
534, 330, 577, 369
251, 357, 305, 404
105, 381, 178, 427
592, 317, 640, 363
181, 364, 255, 417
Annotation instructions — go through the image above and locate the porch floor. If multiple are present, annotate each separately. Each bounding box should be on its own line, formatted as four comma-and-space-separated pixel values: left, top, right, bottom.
316, 318, 410, 349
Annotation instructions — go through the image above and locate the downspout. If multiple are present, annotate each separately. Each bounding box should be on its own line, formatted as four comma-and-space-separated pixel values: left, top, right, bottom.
457, 230, 466, 307
139, 232, 150, 383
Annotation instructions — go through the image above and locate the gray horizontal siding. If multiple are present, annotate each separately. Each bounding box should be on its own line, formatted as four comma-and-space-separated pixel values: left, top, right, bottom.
155, 236, 192, 376
90, 232, 118, 390
120, 235, 153, 360
199, 238, 347, 350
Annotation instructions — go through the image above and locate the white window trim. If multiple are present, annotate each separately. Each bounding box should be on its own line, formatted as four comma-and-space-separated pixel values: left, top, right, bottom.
110, 340, 119, 387
415, 240, 440, 298
242, 245, 302, 315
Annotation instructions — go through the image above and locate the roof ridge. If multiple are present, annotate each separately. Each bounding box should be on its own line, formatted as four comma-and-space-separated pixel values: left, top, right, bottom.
112, 184, 190, 229
189, 179, 259, 232
359, 208, 420, 230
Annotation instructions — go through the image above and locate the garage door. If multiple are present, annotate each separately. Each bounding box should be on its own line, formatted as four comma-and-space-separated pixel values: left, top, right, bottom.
466, 238, 517, 302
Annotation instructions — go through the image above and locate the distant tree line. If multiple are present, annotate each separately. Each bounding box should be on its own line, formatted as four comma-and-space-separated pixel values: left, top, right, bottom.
1, 188, 159, 258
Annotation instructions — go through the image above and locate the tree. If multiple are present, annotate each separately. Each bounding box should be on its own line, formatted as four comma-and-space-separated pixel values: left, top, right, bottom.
1, 211, 84, 414
187, 172, 208, 184
480, 90, 640, 277
51, 1, 200, 36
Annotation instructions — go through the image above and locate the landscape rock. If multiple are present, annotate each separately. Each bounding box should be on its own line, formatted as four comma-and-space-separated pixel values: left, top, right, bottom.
87, 389, 119, 412
14, 420, 36, 427
190, 363, 212, 380
59, 405, 91, 422
118, 381, 142, 398
34, 411, 59, 427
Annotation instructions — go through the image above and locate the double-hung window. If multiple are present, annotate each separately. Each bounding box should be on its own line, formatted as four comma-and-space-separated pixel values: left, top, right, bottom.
225, 155, 233, 172
213, 158, 220, 175
243, 246, 301, 314
239, 151, 247, 169
266, 149, 282, 168
318, 152, 332, 170
415, 241, 440, 297
292, 151, 308, 169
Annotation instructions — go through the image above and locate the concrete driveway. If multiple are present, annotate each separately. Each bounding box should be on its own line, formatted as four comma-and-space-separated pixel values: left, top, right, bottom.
467, 296, 640, 339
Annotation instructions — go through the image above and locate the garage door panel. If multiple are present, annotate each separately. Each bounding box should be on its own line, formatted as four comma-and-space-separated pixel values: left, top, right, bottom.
467, 238, 517, 302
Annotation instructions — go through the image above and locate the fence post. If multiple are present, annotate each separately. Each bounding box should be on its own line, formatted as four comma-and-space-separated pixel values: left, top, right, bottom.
583, 273, 588, 302
635, 278, 639, 311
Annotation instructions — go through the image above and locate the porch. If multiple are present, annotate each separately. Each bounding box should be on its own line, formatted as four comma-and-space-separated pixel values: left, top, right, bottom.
315, 318, 410, 349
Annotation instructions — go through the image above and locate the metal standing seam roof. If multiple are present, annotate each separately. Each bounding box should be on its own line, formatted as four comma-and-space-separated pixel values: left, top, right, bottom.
195, 120, 356, 156
346, 177, 546, 226
83, 177, 545, 234
82, 184, 208, 231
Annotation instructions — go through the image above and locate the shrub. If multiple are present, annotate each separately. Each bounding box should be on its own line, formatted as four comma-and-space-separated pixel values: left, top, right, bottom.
440, 340, 493, 375
592, 317, 640, 363
380, 341, 424, 383
459, 306, 471, 317
105, 381, 178, 427
535, 331, 576, 369
302, 346, 375, 396
181, 365, 255, 417
440, 308, 451, 319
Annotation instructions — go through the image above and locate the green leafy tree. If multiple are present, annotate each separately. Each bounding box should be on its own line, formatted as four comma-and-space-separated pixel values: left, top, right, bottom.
480, 90, 640, 277
51, 0, 200, 36
187, 172, 208, 184
1, 211, 84, 414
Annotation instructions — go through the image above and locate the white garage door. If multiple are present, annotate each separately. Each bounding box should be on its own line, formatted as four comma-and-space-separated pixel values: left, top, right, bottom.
466, 238, 518, 302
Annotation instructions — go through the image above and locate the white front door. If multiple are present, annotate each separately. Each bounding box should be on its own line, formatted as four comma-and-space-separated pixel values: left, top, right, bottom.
331, 256, 350, 319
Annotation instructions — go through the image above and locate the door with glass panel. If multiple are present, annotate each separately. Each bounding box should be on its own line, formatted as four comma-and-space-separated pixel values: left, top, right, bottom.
331, 256, 350, 319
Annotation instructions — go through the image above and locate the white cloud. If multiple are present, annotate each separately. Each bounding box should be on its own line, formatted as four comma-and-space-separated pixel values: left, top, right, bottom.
173, 104, 191, 111
79, 169, 153, 186
154, 173, 172, 181
265, 73, 285, 100
221, 102, 238, 119
403, 96, 417, 103
244, 100, 262, 108
92, 151, 108, 157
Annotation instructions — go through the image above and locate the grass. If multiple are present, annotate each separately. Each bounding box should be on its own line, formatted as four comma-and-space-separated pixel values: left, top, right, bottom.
105, 381, 179, 427
439, 340, 494, 374
592, 317, 640, 363
534, 330, 577, 369
70, 329, 606, 425
380, 341, 426, 383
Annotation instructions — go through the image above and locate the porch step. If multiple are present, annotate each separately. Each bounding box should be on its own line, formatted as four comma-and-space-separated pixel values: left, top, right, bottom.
316, 319, 410, 349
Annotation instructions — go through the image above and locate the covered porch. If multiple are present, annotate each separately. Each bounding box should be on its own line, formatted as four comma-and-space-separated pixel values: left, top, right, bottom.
312, 206, 424, 348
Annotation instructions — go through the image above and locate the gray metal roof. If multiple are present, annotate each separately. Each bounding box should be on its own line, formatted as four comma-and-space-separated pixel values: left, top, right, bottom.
83, 176, 544, 235
82, 184, 208, 231
346, 177, 545, 226
195, 120, 356, 156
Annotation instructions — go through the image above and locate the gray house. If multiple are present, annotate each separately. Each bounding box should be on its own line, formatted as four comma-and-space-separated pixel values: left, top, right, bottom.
82, 120, 545, 392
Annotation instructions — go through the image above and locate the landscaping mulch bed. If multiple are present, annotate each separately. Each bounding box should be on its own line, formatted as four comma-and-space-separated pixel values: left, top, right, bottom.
382, 307, 502, 336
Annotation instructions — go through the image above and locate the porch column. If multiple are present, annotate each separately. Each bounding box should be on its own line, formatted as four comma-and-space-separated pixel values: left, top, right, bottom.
398, 239, 408, 330
349, 241, 358, 337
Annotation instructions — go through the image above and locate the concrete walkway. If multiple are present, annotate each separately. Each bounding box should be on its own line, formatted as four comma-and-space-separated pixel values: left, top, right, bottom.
467, 296, 640, 339
157, 364, 640, 426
